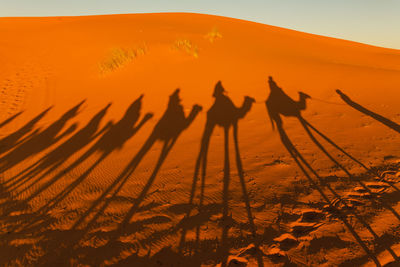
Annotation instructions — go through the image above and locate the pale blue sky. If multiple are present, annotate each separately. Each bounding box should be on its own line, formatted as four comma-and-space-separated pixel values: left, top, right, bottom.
1, 0, 399, 49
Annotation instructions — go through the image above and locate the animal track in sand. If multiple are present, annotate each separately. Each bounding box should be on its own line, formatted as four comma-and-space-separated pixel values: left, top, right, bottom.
0, 63, 53, 125
263, 159, 288, 167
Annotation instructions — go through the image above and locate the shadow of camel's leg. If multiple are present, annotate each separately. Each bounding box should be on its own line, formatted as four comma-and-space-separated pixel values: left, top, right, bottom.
178, 119, 215, 252
233, 123, 264, 267
5, 165, 42, 192
266, 104, 276, 131
298, 116, 353, 177
70, 134, 158, 230
220, 126, 231, 267
36, 153, 108, 222
42, 153, 108, 212
194, 122, 215, 251
233, 122, 257, 236
99, 138, 176, 246
187, 120, 215, 207
71, 137, 178, 243
11, 160, 65, 198
284, 119, 399, 263
4, 159, 42, 187
295, 121, 399, 262
276, 124, 382, 266
301, 118, 369, 171
300, 118, 400, 224
199, 123, 214, 212
6, 145, 105, 233
8, 151, 110, 234
119, 136, 178, 229
188, 146, 203, 206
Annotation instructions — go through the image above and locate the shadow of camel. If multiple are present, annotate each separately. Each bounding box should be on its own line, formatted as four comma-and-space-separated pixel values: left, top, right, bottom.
9, 95, 152, 233
28, 88, 203, 267
266, 76, 400, 266
74, 89, 201, 236
336, 89, 400, 133
23, 89, 202, 266
178, 81, 263, 267
0, 111, 23, 129
0, 95, 158, 266
0, 108, 52, 156
4, 103, 112, 196
0, 101, 85, 173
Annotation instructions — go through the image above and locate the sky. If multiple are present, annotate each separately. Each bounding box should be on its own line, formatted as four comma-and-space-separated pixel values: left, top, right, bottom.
1, 0, 399, 49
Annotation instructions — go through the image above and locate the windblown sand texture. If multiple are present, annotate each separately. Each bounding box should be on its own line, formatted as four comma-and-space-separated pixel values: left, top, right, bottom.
1, 13, 400, 266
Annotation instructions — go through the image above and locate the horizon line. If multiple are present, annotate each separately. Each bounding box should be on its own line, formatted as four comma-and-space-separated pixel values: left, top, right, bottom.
1, 12, 399, 51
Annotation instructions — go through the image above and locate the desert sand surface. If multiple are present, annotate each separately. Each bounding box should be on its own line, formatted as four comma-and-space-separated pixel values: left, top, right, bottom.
1, 13, 400, 266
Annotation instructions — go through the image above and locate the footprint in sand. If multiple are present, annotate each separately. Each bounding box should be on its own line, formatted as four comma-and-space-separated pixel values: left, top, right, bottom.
0, 63, 53, 122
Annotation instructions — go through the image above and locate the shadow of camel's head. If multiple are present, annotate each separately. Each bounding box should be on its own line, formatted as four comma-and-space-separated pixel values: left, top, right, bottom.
298, 91, 311, 99
244, 96, 256, 104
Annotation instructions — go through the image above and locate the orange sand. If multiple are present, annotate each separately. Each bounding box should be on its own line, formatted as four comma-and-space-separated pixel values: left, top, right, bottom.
1, 13, 400, 266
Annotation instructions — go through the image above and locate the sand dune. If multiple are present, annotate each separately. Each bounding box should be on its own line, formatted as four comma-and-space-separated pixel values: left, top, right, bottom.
1, 13, 400, 266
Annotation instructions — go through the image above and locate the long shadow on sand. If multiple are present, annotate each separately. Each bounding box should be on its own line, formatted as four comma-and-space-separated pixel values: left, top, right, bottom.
0, 108, 52, 156
70, 89, 201, 238
0, 101, 85, 173
266, 76, 400, 266
0, 111, 23, 130
336, 89, 400, 133
0, 95, 157, 266
8, 95, 152, 231
335, 90, 400, 197
177, 81, 263, 267
0, 103, 111, 219
18, 89, 202, 266
3, 103, 112, 196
